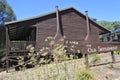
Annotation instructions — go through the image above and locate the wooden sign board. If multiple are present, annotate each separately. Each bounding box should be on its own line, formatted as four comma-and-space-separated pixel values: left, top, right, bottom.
80, 42, 120, 54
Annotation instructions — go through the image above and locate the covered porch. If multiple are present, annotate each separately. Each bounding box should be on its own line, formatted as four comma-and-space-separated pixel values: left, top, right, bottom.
6, 24, 36, 53
5, 22, 37, 72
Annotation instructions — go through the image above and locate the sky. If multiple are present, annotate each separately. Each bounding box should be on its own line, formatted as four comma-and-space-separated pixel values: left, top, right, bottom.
7, 0, 120, 21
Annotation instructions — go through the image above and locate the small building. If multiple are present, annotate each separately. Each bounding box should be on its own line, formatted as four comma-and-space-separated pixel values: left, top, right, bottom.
101, 27, 120, 42
5, 7, 110, 52
111, 27, 120, 41
4, 7, 110, 71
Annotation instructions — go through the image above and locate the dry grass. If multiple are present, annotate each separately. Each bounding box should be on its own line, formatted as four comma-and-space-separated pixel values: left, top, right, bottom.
1, 53, 120, 80
0, 58, 92, 80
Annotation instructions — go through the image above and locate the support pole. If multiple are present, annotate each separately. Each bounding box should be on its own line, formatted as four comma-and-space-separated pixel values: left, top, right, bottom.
85, 54, 89, 68
6, 27, 9, 73
111, 51, 115, 63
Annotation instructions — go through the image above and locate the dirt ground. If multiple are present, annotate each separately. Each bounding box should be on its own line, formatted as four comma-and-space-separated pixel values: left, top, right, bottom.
0, 52, 120, 80
89, 53, 120, 80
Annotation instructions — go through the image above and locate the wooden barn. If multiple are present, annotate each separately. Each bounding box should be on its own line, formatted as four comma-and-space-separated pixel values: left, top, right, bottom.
4, 6, 111, 72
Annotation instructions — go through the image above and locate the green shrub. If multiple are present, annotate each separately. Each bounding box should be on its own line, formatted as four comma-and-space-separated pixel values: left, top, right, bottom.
115, 50, 120, 55
91, 53, 100, 60
77, 69, 96, 80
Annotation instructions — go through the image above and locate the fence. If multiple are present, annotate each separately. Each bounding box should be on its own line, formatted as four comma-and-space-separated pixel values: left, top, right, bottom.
10, 41, 36, 52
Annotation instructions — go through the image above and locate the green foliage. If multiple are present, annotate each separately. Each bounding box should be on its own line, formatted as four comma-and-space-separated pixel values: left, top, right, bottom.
44, 36, 80, 62
97, 20, 114, 30
115, 50, 120, 55
97, 20, 120, 30
77, 69, 96, 80
111, 21, 120, 29
17, 45, 37, 71
17, 36, 80, 70
1, 59, 97, 80
0, 0, 16, 49
68, 41, 80, 59
27, 45, 37, 65
17, 56, 26, 71
0, 0, 16, 25
45, 36, 68, 63
91, 53, 100, 60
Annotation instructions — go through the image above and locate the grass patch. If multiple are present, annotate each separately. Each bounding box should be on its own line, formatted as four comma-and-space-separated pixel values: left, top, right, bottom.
77, 69, 96, 80
0, 59, 97, 80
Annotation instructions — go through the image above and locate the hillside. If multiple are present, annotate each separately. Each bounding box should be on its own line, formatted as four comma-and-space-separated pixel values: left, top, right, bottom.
0, 53, 120, 80
97, 21, 120, 30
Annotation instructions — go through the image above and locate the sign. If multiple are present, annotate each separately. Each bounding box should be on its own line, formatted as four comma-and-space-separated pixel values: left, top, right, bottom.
86, 44, 118, 53
80, 42, 120, 54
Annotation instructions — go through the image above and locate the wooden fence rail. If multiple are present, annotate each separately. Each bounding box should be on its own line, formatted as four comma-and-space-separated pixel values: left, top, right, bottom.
10, 41, 36, 52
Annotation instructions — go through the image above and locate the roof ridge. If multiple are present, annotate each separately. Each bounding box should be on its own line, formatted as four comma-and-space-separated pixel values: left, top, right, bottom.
5, 7, 110, 32
5, 7, 74, 25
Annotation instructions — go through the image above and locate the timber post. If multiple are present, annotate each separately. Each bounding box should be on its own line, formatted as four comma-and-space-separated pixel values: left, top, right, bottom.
85, 54, 89, 68
84, 11, 90, 68
6, 27, 9, 73
111, 51, 115, 63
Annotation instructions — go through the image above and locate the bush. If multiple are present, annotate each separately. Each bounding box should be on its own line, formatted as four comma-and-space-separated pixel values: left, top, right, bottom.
115, 50, 120, 55
17, 36, 80, 70
77, 69, 96, 80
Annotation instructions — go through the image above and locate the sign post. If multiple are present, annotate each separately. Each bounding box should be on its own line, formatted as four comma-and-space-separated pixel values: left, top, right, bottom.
111, 51, 115, 63
80, 42, 120, 68
85, 54, 89, 68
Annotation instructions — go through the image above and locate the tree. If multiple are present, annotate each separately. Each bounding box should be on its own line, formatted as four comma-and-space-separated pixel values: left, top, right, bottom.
97, 20, 114, 30
111, 21, 120, 29
0, 0, 16, 49
0, 0, 16, 25
97, 20, 120, 30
